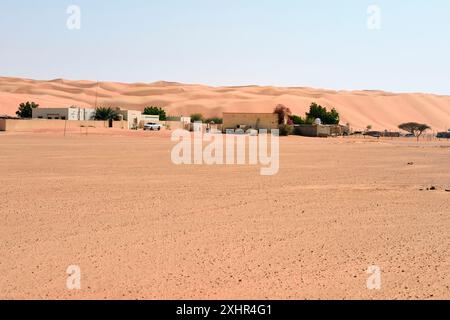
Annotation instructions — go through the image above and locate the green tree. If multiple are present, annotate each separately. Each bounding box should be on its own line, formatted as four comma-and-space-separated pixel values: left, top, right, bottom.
94, 107, 120, 121
304, 117, 315, 125
16, 101, 39, 118
278, 124, 294, 136
205, 117, 223, 124
306, 102, 340, 125
398, 122, 431, 141
190, 113, 204, 123
289, 115, 305, 125
143, 106, 167, 121
327, 108, 340, 125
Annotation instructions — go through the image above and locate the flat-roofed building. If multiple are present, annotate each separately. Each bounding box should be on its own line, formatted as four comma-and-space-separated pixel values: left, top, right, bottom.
117, 109, 146, 129
32, 107, 95, 121
29, 106, 167, 130
223, 113, 278, 132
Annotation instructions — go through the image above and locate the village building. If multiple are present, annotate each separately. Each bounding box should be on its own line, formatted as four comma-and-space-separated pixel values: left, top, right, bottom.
32, 107, 95, 121
222, 113, 279, 133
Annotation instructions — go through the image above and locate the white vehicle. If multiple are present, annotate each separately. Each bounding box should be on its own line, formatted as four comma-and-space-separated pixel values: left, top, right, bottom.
144, 122, 162, 131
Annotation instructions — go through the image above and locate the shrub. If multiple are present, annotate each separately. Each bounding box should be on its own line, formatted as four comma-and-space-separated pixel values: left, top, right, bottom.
278, 124, 294, 136
190, 113, 204, 123
290, 115, 305, 125
205, 117, 223, 124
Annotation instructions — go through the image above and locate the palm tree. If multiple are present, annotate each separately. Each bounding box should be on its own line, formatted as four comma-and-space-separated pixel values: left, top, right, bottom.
94, 107, 119, 121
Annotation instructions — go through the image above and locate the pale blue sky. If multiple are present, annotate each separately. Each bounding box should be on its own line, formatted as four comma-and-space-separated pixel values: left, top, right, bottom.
1, 0, 449, 94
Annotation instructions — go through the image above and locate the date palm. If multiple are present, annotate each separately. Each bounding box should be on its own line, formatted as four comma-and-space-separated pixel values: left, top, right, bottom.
94, 107, 120, 121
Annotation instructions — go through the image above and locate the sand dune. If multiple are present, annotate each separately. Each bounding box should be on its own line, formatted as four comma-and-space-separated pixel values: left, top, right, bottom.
1, 76, 450, 131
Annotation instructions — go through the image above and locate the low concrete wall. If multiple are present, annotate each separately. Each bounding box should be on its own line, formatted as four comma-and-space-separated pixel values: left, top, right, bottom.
165, 121, 189, 130
0, 119, 198, 133
330, 125, 344, 136
0, 119, 110, 132
317, 125, 331, 137
112, 121, 127, 129
295, 125, 332, 137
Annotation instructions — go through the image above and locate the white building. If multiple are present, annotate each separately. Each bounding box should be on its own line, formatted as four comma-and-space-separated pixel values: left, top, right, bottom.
31, 106, 162, 130
115, 109, 158, 129
32, 107, 95, 121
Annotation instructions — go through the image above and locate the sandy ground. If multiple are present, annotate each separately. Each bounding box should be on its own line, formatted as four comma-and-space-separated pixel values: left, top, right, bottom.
0, 131, 449, 300
2, 76, 450, 131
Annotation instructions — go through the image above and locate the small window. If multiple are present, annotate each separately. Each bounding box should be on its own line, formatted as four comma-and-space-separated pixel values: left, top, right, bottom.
38, 116, 43, 119
61, 117, 66, 120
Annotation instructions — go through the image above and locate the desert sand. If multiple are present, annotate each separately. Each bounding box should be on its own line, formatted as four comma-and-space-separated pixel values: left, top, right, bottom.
1, 76, 450, 131
0, 130, 449, 299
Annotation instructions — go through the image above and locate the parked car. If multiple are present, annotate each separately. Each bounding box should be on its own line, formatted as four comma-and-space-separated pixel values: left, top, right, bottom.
144, 123, 162, 131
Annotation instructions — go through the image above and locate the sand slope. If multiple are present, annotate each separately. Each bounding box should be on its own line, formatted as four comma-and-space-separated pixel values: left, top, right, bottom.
1, 76, 450, 131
